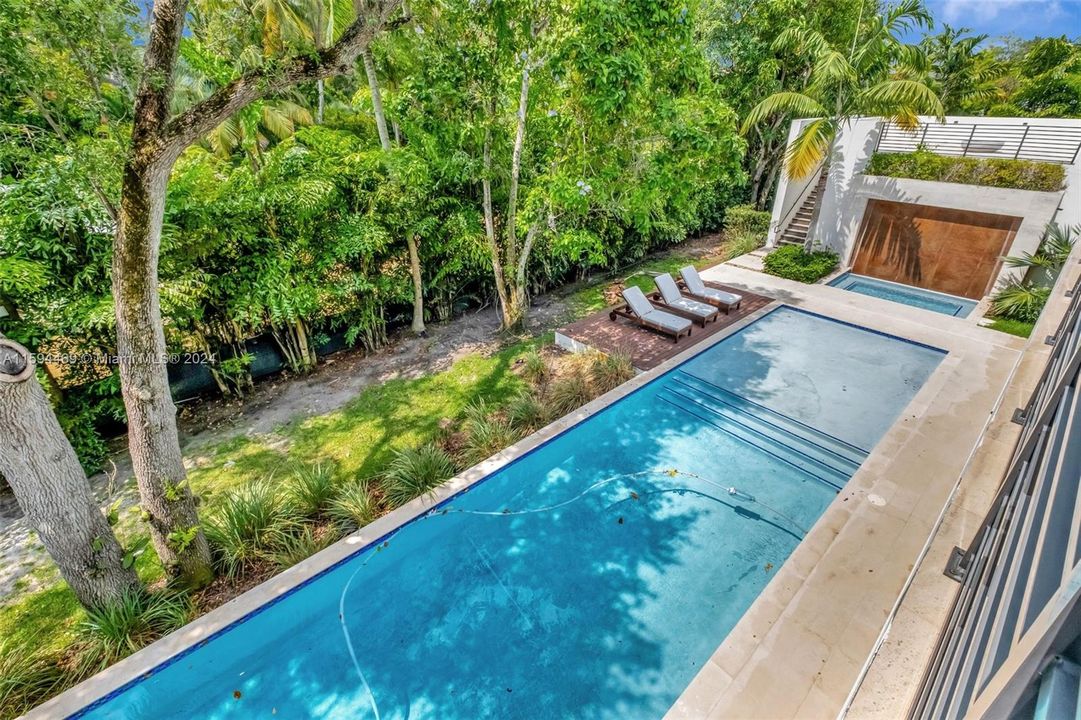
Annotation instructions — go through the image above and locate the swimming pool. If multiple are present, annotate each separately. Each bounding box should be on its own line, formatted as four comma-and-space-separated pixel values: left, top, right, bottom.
71, 307, 944, 720
828, 272, 978, 318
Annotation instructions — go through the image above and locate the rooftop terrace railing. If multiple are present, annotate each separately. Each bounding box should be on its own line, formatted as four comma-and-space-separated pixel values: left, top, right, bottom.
875, 120, 1081, 165
909, 269, 1081, 719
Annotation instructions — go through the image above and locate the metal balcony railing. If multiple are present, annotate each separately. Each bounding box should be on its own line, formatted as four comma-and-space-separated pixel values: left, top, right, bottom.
874, 120, 1081, 165
910, 270, 1081, 719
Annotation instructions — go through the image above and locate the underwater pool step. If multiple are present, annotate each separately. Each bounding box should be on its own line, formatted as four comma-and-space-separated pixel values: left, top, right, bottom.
671, 372, 867, 464
657, 391, 849, 491
658, 375, 867, 491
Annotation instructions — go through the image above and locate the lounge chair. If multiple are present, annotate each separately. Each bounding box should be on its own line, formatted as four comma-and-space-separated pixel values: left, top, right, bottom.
610, 286, 693, 342
678, 266, 743, 313
651, 274, 720, 327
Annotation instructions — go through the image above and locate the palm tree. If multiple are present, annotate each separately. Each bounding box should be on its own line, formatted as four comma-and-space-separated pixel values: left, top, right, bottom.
921, 26, 1004, 112
742, 0, 944, 250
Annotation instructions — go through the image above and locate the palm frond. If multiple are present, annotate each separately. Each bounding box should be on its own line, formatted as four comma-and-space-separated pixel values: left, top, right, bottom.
856, 79, 944, 122
742, 92, 827, 135
811, 50, 858, 90
784, 117, 835, 179
772, 26, 829, 58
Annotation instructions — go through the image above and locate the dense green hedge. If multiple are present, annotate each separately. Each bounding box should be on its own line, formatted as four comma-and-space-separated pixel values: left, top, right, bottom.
763, 245, 839, 283
724, 204, 771, 234
864, 150, 1066, 192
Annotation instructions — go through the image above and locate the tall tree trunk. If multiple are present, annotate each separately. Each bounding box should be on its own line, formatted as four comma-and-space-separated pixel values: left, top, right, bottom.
482, 120, 512, 327
114, 158, 214, 588
500, 61, 531, 331
316, 78, 325, 124
406, 235, 426, 335
0, 339, 140, 610
362, 48, 391, 152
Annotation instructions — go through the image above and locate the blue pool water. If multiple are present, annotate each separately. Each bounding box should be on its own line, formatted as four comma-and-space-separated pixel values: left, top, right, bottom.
828, 272, 978, 318
78, 307, 944, 720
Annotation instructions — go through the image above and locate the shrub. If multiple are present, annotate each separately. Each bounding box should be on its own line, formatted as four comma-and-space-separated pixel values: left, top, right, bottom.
287, 463, 338, 517
763, 245, 839, 283
724, 204, 771, 234
329, 479, 381, 530
546, 374, 594, 418
79, 591, 192, 668
204, 480, 296, 577
864, 150, 1065, 192
521, 349, 550, 386
269, 524, 336, 570
381, 444, 458, 508
462, 404, 522, 465
505, 389, 546, 431
589, 351, 634, 395
0, 643, 67, 718
991, 280, 1051, 323
722, 230, 764, 261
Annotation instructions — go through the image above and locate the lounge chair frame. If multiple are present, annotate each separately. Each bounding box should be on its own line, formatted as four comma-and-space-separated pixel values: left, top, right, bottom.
609, 304, 692, 342
646, 290, 719, 327
676, 277, 742, 314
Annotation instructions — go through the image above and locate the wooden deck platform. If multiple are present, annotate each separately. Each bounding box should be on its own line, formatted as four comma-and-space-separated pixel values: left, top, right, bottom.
555, 282, 773, 371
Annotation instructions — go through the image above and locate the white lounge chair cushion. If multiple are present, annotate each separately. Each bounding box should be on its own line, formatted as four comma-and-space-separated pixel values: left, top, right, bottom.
655, 274, 716, 317
621, 287, 692, 332
680, 266, 742, 305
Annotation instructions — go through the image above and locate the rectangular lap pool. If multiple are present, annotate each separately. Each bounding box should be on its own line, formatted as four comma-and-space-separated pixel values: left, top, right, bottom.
73, 307, 944, 720
828, 272, 978, 318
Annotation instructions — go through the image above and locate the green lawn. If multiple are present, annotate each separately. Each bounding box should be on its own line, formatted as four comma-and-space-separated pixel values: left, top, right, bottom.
986, 318, 1035, 338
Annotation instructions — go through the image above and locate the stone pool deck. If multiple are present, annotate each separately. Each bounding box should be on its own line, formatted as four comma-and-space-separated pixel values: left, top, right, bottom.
661, 262, 1049, 719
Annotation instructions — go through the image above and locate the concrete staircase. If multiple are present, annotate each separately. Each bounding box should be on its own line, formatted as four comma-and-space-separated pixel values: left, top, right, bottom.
776, 172, 828, 246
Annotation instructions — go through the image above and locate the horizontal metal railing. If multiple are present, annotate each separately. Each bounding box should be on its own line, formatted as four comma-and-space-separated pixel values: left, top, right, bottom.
875, 120, 1081, 165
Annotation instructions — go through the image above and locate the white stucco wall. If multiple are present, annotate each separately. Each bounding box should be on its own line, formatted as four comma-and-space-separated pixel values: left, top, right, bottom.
768, 116, 1081, 296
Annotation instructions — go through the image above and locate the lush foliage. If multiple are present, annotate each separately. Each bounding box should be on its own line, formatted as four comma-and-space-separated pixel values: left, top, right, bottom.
990, 281, 1052, 323
763, 245, 839, 283
865, 150, 1066, 192
0, 0, 747, 470
723, 205, 772, 235
742, 0, 944, 181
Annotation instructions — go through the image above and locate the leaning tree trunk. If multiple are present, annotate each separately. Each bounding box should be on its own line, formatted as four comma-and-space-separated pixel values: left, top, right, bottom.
362, 47, 391, 152
114, 159, 214, 588
499, 60, 532, 332
0, 339, 140, 610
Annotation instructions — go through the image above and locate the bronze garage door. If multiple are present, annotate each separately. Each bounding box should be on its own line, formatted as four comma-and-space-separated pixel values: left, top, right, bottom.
851, 199, 1022, 300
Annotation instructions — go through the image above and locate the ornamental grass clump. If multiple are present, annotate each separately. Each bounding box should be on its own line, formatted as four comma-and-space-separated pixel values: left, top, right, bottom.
78, 591, 193, 668
505, 389, 546, 432
269, 524, 336, 570
0, 643, 68, 718
381, 443, 458, 508
287, 462, 338, 518
204, 480, 297, 578
461, 401, 522, 465
329, 479, 382, 530
589, 351, 634, 395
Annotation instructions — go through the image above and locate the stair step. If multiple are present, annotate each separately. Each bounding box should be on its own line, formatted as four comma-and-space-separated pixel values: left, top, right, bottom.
672, 372, 867, 462
656, 371, 866, 491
